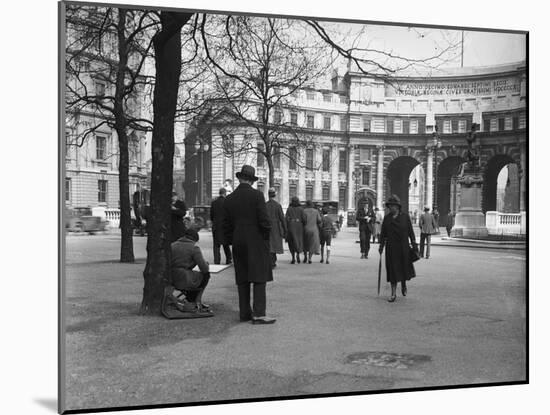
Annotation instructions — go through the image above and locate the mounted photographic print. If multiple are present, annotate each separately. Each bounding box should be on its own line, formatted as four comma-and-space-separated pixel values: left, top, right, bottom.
59, 0, 528, 412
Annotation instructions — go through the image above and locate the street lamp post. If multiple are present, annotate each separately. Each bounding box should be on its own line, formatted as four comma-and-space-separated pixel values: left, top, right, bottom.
194, 140, 210, 205
426, 126, 442, 210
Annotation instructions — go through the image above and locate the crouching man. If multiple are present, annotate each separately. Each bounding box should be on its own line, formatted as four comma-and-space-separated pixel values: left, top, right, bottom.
171, 228, 212, 314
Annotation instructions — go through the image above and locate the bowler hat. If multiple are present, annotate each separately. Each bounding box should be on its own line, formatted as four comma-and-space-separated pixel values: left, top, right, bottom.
385, 194, 402, 208
236, 165, 258, 182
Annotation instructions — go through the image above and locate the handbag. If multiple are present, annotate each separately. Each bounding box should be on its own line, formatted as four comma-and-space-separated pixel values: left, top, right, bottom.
409, 245, 421, 262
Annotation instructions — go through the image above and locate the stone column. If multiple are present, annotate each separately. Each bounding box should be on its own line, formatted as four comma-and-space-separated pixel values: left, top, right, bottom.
519, 144, 526, 212
281, 151, 289, 208
347, 145, 355, 210
331, 145, 339, 201
298, 147, 306, 201
376, 145, 385, 210
210, 134, 225, 199
425, 148, 434, 209
314, 146, 322, 200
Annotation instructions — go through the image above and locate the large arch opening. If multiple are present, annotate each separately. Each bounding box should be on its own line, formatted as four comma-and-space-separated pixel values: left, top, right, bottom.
483, 155, 519, 213
436, 156, 466, 227
386, 156, 420, 215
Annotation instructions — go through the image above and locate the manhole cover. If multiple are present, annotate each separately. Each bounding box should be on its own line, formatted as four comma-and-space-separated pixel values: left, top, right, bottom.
345, 352, 431, 369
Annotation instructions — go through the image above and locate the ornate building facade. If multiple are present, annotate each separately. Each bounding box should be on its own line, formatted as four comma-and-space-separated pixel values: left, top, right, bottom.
184, 61, 526, 227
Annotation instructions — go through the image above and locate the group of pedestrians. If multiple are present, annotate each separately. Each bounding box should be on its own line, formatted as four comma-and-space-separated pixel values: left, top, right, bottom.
167, 164, 450, 324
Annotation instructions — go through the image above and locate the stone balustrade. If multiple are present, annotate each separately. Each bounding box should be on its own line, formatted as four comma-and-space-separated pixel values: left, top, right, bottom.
485, 211, 526, 235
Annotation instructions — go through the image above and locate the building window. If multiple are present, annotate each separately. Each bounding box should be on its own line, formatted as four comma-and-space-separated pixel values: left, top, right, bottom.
257, 105, 264, 122
505, 116, 513, 130
322, 149, 330, 172
498, 118, 505, 131
96, 135, 106, 160
307, 115, 315, 129
386, 119, 394, 134
323, 116, 331, 130
363, 118, 371, 132
323, 93, 332, 103
289, 147, 297, 170
340, 116, 348, 131
306, 90, 316, 100
306, 148, 314, 170
402, 120, 410, 134
362, 167, 370, 186
483, 118, 491, 132
443, 120, 451, 134
290, 112, 298, 126
339, 95, 348, 104
339, 187, 346, 209
273, 146, 280, 169
458, 119, 467, 133
339, 150, 347, 173
306, 185, 313, 201
452, 119, 459, 133
274, 110, 282, 124
410, 120, 418, 134
95, 80, 106, 97
490, 118, 498, 132
65, 178, 71, 202
519, 113, 526, 129
257, 143, 265, 167
322, 185, 330, 200
359, 148, 370, 164
98, 179, 108, 203
394, 119, 402, 134
513, 116, 519, 130
289, 184, 297, 199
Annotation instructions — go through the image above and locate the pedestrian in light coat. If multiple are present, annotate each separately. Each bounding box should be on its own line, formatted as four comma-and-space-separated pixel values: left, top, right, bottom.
223, 165, 276, 325
302, 200, 321, 264
210, 188, 232, 265
373, 207, 383, 243
285, 196, 306, 264
266, 188, 287, 269
378, 195, 417, 302
419, 206, 437, 259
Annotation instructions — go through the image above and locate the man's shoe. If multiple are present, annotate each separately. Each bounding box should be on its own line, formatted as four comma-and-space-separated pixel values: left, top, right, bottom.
252, 316, 276, 325
226, 260, 232, 265
291, 259, 296, 264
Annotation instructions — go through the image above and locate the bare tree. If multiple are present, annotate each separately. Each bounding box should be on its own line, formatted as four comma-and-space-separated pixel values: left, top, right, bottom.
139, 11, 194, 315
196, 15, 334, 187
65, 5, 159, 262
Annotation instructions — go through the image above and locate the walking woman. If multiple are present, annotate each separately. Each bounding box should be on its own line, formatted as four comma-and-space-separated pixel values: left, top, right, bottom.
302, 200, 321, 264
285, 196, 306, 264
378, 195, 418, 302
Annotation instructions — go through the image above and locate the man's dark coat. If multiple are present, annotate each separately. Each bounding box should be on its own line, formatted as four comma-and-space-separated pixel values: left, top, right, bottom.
223, 183, 272, 284
210, 196, 228, 245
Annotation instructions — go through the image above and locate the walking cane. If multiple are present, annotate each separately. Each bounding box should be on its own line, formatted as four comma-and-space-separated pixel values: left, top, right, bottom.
377, 251, 382, 296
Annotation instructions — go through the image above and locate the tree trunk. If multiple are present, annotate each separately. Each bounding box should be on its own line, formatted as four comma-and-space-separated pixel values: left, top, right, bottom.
140, 11, 193, 315
115, 8, 135, 263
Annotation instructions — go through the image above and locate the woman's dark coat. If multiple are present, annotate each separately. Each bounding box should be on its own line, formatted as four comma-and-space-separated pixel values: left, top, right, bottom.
303, 207, 321, 254
223, 183, 273, 284
379, 211, 417, 283
285, 205, 305, 253
266, 199, 287, 254
210, 196, 227, 245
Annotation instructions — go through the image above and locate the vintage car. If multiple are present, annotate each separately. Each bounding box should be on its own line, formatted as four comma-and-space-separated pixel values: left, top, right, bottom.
65, 207, 108, 234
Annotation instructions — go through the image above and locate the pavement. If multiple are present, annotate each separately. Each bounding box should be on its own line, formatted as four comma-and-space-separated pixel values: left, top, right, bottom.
62, 229, 527, 412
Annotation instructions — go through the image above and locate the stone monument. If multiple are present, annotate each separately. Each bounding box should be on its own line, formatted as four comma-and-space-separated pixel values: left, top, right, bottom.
450, 124, 489, 238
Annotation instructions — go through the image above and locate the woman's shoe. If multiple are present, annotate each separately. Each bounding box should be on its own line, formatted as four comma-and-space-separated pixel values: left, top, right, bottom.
291, 259, 295, 264
401, 286, 407, 296
388, 295, 396, 302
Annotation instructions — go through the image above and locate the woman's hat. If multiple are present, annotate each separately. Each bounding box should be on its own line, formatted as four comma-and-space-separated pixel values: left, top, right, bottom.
235, 165, 258, 182
385, 194, 402, 208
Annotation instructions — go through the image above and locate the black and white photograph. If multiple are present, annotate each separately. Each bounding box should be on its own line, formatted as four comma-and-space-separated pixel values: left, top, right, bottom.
6, 0, 548, 414
58, 0, 530, 412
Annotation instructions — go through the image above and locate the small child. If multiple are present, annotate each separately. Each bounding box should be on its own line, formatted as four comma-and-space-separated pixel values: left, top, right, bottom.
319, 208, 334, 264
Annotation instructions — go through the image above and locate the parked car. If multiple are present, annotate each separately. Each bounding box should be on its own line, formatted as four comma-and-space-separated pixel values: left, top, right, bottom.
66, 207, 108, 234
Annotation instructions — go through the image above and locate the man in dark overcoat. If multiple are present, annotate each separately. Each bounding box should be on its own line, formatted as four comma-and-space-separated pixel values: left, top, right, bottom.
210, 188, 232, 265
170, 192, 188, 243
266, 188, 287, 269
223, 165, 276, 325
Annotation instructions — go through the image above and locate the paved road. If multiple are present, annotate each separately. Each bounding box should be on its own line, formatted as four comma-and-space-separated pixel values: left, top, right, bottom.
62, 229, 526, 411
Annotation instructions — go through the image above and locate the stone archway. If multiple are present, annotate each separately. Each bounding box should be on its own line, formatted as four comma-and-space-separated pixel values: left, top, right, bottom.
483, 154, 518, 213
386, 156, 421, 215
437, 156, 466, 227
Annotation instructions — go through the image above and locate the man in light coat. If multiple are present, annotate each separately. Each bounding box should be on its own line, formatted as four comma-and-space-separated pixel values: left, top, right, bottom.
419, 206, 437, 259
